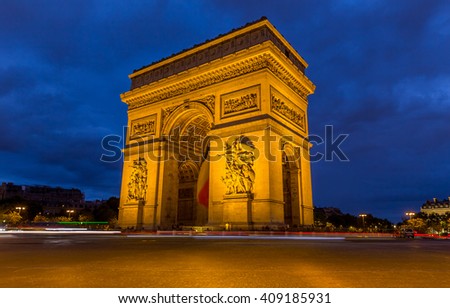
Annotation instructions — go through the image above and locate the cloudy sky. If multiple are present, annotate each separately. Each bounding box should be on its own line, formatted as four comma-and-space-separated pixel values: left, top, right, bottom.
1, 0, 449, 222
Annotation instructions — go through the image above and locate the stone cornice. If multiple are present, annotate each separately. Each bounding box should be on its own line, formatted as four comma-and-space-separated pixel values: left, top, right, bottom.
122, 52, 315, 111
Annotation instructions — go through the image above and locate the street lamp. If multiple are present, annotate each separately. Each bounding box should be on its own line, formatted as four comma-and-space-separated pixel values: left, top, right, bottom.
66, 210, 75, 219
359, 214, 367, 230
15, 206, 26, 214
405, 212, 415, 220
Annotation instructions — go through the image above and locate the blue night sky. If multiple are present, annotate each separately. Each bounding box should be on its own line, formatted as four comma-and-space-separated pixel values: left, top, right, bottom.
1, 0, 449, 223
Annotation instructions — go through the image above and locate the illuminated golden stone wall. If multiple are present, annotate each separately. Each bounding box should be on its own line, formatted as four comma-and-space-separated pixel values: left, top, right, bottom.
118, 18, 315, 230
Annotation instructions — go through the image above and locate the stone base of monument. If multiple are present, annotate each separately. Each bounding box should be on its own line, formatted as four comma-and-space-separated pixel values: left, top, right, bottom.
222, 193, 253, 230
250, 198, 285, 230
220, 196, 286, 231
119, 200, 145, 230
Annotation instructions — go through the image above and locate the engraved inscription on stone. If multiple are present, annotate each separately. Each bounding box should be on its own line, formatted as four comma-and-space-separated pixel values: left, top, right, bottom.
221, 85, 260, 118
130, 114, 157, 139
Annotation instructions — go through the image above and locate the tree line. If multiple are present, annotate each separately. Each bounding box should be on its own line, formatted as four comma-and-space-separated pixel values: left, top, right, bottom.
314, 207, 393, 232
403, 212, 450, 235
0, 196, 119, 229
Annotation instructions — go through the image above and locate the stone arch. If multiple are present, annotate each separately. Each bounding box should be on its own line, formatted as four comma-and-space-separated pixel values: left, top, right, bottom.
179, 160, 200, 183
161, 101, 213, 229
162, 101, 213, 163
119, 18, 315, 230
162, 101, 214, 137
282, 142, 300, 169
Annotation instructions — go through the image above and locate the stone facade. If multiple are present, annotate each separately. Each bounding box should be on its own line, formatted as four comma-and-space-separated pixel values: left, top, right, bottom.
0, 182, 85, 215
421, 197, 450, 215
118, 18, 316, 230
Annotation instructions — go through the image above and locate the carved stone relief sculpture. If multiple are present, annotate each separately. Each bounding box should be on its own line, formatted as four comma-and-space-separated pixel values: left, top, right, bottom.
271, 88, 306, 131
130, 114, 157, 139
223, 93, 257, 115
196, 95, 216, 114
221, 85, 260, 118
221, 136, 256, 195
127, 158, 148, 202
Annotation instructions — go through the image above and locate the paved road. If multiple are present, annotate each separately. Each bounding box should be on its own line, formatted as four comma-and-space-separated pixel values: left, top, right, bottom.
0, 233, 449, 288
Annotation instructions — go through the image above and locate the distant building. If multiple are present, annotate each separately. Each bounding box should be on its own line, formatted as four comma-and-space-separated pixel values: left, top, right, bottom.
421, 197, 450, 215
0, 182, 85, 215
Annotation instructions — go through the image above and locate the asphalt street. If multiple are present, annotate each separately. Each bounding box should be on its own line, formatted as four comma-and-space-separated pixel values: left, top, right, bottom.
0, 233, 449, 288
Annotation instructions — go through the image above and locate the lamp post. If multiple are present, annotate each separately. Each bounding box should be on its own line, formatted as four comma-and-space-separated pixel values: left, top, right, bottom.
359, 214, 367, 230
15, 206, 26, 214
405, 212, 415, 220
66, 210, 75, 219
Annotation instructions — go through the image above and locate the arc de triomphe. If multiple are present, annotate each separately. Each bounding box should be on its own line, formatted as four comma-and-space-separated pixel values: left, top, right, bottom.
118, 17, 316, 230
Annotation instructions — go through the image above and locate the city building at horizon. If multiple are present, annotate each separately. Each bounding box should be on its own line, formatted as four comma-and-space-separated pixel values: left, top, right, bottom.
0, 182, 104, 215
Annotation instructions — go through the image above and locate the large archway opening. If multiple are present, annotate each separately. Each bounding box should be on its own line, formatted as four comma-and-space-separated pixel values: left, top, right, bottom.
163, 103, 212, 229
177, 161, 198, 226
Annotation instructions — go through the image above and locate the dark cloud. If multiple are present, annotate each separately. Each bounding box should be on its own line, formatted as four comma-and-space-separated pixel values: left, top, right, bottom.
0, 0, 449, 222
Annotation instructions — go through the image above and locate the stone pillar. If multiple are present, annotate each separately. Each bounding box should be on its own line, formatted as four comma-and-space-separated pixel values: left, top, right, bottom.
300, 145, 314, 225
119, 200, 144, 230
291, 167, 302, 227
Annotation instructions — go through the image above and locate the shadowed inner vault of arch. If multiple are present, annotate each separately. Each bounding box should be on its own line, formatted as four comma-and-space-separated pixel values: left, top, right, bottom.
166, 110, 211, 227
168, 111, 211, 162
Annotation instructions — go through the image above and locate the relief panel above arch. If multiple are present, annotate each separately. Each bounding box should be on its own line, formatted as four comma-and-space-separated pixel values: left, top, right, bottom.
220, 85, 261, 119
270, 86, 306, 133
129, 114, 158, 141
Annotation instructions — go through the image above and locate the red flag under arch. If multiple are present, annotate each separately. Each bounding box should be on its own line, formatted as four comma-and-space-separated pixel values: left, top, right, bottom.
197, 160, 209, 208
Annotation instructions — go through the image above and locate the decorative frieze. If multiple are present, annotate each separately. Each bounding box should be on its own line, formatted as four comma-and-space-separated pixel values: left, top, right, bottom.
221, 85, 260, 118
130, 114, 157, 140
271, 87, 305, 131
124, 53, 313, 111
